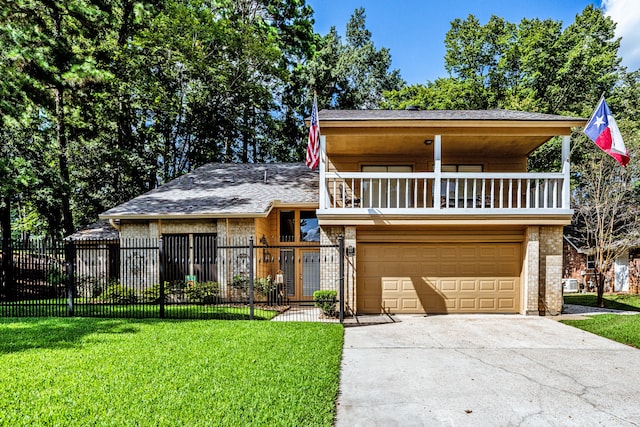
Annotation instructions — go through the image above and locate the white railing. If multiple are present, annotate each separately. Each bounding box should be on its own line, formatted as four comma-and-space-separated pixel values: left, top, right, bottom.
322, 172, 569, 212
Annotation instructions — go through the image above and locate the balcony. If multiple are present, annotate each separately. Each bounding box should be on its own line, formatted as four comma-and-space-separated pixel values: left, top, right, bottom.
319, 171, 571, 215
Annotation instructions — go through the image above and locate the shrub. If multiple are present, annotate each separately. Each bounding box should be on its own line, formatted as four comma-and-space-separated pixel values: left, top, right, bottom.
103, 283, 138, 303
313, 290, 338, 317
141, 284, 167, 304
254, 276, 276, 297
231, 274, 249, 290
47, 265, 67, 286
185, 281, 220, 304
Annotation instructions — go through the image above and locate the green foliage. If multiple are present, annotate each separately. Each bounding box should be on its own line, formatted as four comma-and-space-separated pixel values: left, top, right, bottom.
231, 274, 249, 290
47, 265, 67, 287
185, 281, 220, 304
102, 283, 138, 304
313, 290, 338, 317
0, 318, 344, 425
140, 284, 165, 304
302, 8, 404, 111
254, 275, 276, 296
385, 5, 621, 115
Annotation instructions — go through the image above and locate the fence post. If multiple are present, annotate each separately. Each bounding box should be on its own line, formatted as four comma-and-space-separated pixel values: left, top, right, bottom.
338, 235, 344, 323
65, 240, 76, 316
158, 237, 165, 319
249, 236, 254, 320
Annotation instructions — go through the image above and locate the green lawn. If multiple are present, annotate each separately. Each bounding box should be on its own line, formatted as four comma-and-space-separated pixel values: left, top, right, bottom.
563, 293, 640, 311
0, 318, 343, 426
0, 301, 280, 320
561, 314, 640, 349
562, 293, 640, 349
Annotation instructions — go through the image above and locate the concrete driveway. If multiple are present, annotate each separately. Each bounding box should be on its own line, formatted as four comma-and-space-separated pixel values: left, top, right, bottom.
336, 315, 640, 426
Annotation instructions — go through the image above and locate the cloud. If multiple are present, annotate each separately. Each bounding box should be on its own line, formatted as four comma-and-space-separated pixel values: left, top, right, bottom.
602, 0, 640, 71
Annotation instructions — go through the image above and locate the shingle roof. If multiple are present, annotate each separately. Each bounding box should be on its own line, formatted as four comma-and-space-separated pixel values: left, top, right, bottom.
66, 220, 119, 241
318, 109, 586, 122
100, 163, 318, 218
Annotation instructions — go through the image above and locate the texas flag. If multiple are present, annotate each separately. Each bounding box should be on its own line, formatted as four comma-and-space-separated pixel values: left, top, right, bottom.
584, 97, 630, 167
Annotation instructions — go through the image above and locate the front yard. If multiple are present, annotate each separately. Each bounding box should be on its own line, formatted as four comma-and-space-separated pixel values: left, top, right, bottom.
562, 293, 640, 349
0, 318, 343, 426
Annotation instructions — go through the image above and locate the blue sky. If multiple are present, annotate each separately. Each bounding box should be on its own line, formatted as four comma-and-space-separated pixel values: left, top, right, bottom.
307, 0, 640, 85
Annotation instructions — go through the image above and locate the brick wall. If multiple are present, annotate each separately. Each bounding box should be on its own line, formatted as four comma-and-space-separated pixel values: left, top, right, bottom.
320, 226, 342, 294
524, 226, 540, 315
119, 222, 157, 289
540, 226, 563, 315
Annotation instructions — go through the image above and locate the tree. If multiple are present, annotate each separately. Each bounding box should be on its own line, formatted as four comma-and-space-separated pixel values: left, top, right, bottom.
1, 0, 116, 236
384, 5, 621, 116
302, 8, 404, 110
572, 152, 639, 306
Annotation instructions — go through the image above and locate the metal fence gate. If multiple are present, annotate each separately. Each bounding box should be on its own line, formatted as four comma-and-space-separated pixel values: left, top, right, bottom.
1, 236, 345, 322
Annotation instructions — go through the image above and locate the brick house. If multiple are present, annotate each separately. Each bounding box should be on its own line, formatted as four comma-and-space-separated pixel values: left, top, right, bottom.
563, 229, 640, 293
100, 109, 586, 315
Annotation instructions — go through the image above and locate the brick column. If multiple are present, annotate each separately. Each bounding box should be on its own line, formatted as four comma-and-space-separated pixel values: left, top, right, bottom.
540, 226, 563, 315
320, 226, 343, 293
524, 226, 540, 315
344, 226, 357, 314
320, 225, 355, 314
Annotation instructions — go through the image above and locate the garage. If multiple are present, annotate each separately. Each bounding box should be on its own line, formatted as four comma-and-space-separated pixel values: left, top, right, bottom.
356, 242, 521, 314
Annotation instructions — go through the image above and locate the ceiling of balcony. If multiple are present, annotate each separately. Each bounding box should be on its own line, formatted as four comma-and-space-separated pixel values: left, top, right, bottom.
322, 125, 574, 157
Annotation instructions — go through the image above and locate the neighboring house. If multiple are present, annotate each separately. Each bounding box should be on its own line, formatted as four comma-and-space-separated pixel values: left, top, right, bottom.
100, 109, 586, 315
563, 228, 640, 293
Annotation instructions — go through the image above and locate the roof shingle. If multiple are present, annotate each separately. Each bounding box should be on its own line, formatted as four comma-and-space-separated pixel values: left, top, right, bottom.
100, 163, 318, 218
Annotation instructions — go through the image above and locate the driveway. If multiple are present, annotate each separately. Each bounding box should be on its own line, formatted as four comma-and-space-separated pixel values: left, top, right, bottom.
336, 315, 640, 426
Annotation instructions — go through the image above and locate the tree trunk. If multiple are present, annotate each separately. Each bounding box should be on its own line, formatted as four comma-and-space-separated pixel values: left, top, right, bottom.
52, 7, 73, 237
0, 196, 15, 300
595, 271, 605, 308
55, 86, 74, 237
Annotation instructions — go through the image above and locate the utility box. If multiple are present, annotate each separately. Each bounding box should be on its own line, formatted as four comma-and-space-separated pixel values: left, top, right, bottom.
562, 278, 579, 293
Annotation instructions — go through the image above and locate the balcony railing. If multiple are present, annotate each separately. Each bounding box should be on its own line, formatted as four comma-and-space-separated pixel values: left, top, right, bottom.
320, 172, 570, 213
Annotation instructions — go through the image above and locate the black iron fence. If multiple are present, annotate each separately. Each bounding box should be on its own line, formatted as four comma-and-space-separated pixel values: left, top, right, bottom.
1, 236, 345, 322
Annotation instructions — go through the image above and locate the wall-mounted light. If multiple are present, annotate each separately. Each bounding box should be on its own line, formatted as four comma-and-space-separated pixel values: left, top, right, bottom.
424, 139, 433, 146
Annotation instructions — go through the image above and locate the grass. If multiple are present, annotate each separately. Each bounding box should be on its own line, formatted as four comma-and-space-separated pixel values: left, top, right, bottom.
563, 293, 640, 311
562, 293, 640, 349
561, 314, 640, 349
0, 300, 280, 320
0, 318, 344, 426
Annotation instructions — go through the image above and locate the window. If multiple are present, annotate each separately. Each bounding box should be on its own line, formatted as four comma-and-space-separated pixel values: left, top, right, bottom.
280, 210, 295, 242
361, 165, 413, 208
300, 211, 320, 242
441, 164, 483, 207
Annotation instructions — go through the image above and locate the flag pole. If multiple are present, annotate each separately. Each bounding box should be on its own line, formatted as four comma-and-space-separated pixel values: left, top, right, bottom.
585, 93, 605, 125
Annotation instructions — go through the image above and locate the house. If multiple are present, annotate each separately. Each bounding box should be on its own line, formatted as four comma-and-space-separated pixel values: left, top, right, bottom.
100, 109, 586, 315
563, 228, 640, 293
99, 163, 324, 301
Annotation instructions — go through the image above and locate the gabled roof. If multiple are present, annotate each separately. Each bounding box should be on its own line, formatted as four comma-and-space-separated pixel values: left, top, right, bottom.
100, 163, 318, 219
318, 109, 585, 122
66, 220, 119, 242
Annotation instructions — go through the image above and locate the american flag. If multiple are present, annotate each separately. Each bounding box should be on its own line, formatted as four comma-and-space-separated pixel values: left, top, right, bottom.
306, 95, 320, 170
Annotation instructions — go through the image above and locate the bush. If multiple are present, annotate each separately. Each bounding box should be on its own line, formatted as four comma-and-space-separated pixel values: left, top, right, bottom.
141, 284, 167, 304
103, 283, 138, 303
185, 281, 220, 304
231, 274, 249, 290
47, 265, 67, 286
313, 290, 338, 317
254, 276, 276, 297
